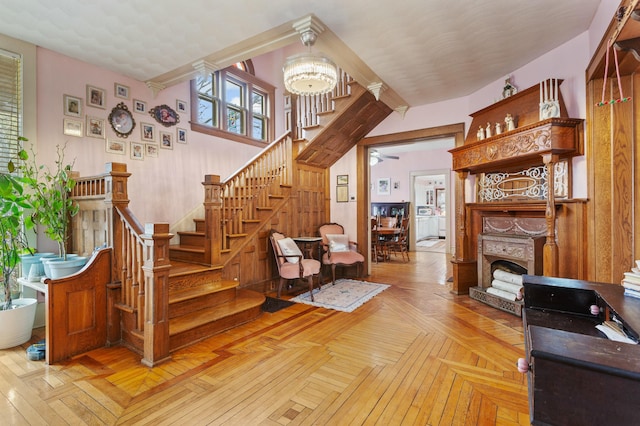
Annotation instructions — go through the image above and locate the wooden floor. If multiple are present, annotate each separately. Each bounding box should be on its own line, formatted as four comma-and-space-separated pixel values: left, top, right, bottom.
1, 251, 529, 425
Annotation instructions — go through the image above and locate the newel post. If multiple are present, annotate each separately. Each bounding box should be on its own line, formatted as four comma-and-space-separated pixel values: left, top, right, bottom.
141, 222, 173, 367
203, 175, 223, 265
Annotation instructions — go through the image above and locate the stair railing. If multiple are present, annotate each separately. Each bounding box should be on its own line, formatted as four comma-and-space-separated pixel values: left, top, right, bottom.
204, 132, 293, 264
71, 162, 173, 367
292, 67, 352, 140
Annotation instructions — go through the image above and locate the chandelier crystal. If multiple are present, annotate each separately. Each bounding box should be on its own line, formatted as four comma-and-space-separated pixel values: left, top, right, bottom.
283, 30, 337, 96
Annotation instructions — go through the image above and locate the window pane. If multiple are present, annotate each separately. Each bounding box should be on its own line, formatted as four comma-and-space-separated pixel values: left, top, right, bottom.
252, 116, 265, 140
227, 107, 243, 134
196, 74, 213, 97
252, 92, 264, 114
198, 97, 216, 126
226, 80, 242, 107
0, 50, 21, 174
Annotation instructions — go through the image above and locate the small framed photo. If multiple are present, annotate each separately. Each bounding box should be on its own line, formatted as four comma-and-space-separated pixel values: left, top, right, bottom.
115, 83, 130, 99
337, 174, 349, 186
140, 122, 155, 142
160, 131, 173, 149
145, 143, 158, 158
86, 85, 106, 109
176, 99, 187, 113
336, 185, 349, 203
63, 94, 82, 117
377, 177, 391, 195
133, 99, 147, 114
63, 118, 83, 137
86, 116, 106, 139
177, 128, 187, 144
106, 139, 126, 155
130, 141, 144, 160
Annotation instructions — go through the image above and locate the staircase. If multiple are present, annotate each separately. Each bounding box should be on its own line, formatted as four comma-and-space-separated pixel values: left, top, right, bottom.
69, 75, 391, 366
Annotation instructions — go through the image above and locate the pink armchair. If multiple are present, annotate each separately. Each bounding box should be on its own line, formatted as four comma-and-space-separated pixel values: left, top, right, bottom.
318, 223, 365, 285
269, 230, 321, 301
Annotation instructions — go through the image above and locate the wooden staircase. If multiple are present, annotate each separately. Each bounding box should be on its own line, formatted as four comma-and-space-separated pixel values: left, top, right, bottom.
68, 74, 391, 366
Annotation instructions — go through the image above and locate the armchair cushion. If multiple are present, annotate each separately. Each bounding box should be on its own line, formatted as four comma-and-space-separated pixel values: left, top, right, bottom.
326, 234, 350, 252
277, 237, 303, 263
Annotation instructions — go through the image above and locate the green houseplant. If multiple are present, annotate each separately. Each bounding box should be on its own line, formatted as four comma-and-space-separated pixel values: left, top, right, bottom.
19, 142, 84, 279
0, 143, 38, 348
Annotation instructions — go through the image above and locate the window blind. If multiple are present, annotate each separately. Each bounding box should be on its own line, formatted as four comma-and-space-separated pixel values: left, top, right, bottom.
0, 49, 22, 174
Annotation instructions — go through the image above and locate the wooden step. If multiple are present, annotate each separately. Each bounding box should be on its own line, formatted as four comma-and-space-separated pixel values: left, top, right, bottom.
169, 281, 238, 319
177, 231, 205, 247
169, 244, 205, 263
169, 289, 265, 351
194, 218, 205, 233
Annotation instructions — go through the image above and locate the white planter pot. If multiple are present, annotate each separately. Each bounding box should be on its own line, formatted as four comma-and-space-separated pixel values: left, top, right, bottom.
0, 298, 38, 349
46, 256, 88, 279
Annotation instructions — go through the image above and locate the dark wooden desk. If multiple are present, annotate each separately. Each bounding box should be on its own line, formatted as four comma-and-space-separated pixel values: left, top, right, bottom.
522, 275, 640, 425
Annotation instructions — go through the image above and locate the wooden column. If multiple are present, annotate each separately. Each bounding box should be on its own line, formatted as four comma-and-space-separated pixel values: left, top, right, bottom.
202, 175, 222, 266
542, 153, 559, 277
450, 170, 476, 295
141, 223, 173, 367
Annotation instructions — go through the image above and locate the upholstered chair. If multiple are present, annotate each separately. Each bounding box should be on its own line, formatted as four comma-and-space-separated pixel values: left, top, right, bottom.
269, 230, 321, 301
318, 223, 365, 284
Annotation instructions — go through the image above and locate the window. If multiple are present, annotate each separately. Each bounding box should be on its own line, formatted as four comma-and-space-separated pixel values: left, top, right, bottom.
0, 48, 22, 173
191, 64, 275, 146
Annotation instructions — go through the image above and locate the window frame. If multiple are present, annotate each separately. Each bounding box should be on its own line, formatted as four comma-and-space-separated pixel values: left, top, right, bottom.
190, 65, 275, 147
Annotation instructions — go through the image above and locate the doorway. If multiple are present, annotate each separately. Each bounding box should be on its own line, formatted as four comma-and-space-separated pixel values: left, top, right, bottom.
411, 170, 450, 253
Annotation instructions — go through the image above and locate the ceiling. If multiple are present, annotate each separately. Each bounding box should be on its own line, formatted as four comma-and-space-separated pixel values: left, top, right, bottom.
0, 1, 602, 110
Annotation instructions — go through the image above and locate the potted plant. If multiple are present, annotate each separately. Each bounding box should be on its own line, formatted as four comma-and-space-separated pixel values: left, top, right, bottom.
20, 143, 85, 278
0, 146, 38, 349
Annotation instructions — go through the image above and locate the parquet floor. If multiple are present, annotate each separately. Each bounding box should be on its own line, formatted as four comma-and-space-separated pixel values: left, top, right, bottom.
0, 251, 529, 425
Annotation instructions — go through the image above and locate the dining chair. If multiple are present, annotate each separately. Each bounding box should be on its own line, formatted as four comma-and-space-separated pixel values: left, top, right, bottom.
388, 217, 410, 262
269, 230, 321, 301
318, 223, 365, 284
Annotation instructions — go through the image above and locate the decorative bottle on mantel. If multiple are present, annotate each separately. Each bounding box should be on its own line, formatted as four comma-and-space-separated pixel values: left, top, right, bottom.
477, 126, 485, 140
485, 122, 492, 138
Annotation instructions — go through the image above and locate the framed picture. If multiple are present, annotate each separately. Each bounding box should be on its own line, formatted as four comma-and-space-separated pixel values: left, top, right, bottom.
114, 83, 130, 99
133, 99, 147, 114
145, 143, 158, 158
337, 175, 349, 186
86, 116, 106, 139
176, 99, 187, 113
177, 128, 187, 144
63, 94, 82, 117
130, 142, 144, 160
336, 185, 349, 203
63, 118, 83, 137
140, 122, 155, 142
150, 104, 179, 127
106, 139, 126, 155
377, 177, 391, 195
160, 131, 173, 149
108, 102, 136, 138
86, 85, 106, 109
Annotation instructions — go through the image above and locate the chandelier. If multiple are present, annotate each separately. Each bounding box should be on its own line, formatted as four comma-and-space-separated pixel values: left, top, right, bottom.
283, 30, 337, 96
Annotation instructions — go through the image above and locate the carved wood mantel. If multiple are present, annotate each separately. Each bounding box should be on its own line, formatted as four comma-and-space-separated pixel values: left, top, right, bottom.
448, 81, 585, 295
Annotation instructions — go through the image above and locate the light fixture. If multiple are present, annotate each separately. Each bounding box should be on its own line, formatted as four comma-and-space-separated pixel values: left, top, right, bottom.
283, 30, 337, 96
369, 155, 380, 166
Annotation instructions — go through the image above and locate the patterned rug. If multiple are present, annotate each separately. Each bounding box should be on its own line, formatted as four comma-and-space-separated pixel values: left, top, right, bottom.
290, 279, 390, 312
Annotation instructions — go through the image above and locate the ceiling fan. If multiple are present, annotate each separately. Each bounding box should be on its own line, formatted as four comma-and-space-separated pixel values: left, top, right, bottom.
370, 149, 399, 165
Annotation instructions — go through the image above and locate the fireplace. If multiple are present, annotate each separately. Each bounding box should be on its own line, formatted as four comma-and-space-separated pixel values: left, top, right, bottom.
470, 232, 545, 316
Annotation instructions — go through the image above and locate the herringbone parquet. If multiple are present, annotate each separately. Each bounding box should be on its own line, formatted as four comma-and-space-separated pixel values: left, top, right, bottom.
0, 251, 528, 425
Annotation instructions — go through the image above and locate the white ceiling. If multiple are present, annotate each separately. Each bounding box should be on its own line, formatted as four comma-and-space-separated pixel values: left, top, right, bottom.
0, 0, 602, 108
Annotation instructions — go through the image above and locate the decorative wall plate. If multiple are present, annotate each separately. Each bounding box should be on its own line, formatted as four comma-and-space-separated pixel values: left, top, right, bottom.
108, 102, 136, 138
149, 104, 179, 127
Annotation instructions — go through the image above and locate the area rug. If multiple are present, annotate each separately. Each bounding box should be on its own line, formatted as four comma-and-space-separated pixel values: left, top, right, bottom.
261, 296, 296, 313
290, 279, 390, 312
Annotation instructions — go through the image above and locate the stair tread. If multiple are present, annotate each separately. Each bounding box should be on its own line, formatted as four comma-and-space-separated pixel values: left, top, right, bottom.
169, 261, 221, 277
169, 289, 265, 336
169, 280, 238, 304
170, 244, 204, 253
177, 231, 204, 236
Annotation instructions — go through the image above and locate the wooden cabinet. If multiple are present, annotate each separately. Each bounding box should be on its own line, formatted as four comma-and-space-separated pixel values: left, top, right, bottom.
522, 275, 640, 425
